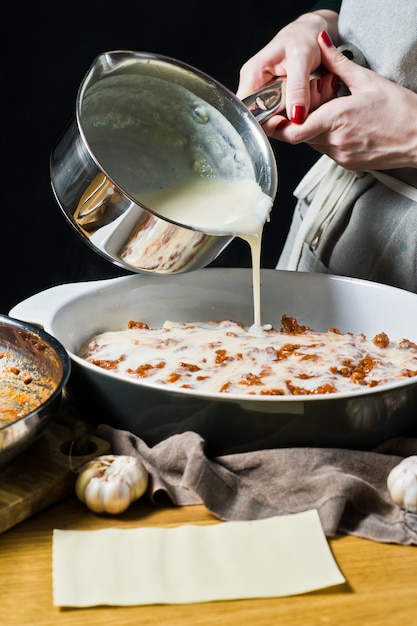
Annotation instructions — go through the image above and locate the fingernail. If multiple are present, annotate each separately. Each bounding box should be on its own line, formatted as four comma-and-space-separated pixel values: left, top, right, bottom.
276, 118, 290, 129
331, 74, 341, 91
289, 105, 306, 124
316, 78, 323, 93
320, 30, 333, 47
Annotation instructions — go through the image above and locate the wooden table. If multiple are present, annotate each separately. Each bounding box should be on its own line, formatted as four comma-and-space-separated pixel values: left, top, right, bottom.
1, 495, 416, 626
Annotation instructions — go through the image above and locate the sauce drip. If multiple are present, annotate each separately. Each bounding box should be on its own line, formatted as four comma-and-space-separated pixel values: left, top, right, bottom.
138, 178, 273, 326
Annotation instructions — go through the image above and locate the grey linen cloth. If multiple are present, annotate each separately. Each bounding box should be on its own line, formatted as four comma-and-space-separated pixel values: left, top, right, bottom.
97, 425, 417, 545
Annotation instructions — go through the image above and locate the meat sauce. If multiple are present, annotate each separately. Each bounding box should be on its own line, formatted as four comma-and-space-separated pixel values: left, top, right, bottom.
0, 350, 55, 426
82, 315, 417, 396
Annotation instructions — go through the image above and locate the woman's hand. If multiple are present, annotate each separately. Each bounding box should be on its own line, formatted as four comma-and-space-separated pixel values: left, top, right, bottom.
236, 10, 339, 124
276, 32, 417, 171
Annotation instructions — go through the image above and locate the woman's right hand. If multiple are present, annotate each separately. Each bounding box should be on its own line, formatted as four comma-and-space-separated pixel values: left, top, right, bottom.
236, 10, 339, 125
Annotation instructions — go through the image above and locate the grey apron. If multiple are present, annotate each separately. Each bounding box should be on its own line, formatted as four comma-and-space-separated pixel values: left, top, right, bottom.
277, 0, 417, 292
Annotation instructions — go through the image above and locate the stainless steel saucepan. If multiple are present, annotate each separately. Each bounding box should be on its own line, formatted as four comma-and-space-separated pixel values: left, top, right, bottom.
50, 50, 279, 275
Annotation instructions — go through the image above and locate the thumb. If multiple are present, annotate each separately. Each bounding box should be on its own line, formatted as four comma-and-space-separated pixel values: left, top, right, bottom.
318, 31, 369, 94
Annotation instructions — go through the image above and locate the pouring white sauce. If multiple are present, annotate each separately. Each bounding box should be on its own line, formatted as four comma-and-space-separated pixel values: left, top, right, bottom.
138, 177, 273, 327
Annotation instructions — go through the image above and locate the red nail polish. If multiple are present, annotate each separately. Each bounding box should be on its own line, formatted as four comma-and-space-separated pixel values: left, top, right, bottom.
320, 30, 333, 47
290, 105, 306, 124
276, 118, 290, 130
331, 74, 341, 92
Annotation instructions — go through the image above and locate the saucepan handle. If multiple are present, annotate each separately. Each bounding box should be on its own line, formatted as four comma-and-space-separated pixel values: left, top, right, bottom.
242, 43, 367, 124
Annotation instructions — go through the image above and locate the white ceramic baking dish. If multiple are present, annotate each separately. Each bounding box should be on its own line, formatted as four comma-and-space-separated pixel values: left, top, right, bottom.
10, 268, 417, 454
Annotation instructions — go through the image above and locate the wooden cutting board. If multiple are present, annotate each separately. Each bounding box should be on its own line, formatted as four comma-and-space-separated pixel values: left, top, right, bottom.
0, 404, 111, 534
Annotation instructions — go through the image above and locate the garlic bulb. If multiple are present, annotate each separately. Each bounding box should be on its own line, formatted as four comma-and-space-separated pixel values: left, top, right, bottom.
75, 454, 148, 514
387, 455, 417, 513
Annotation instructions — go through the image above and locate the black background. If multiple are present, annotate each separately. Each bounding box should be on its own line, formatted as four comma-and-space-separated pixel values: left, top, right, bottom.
3, 1, 317, 314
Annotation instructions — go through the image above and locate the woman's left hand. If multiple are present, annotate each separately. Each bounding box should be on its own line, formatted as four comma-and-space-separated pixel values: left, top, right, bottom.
268, 31, 417, 172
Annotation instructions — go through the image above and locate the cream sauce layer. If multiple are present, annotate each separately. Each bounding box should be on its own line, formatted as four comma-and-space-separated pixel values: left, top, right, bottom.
81, 317, 417, 396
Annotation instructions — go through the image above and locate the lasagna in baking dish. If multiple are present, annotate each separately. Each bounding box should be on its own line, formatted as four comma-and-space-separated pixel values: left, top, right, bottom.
80, 316, 417, 396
